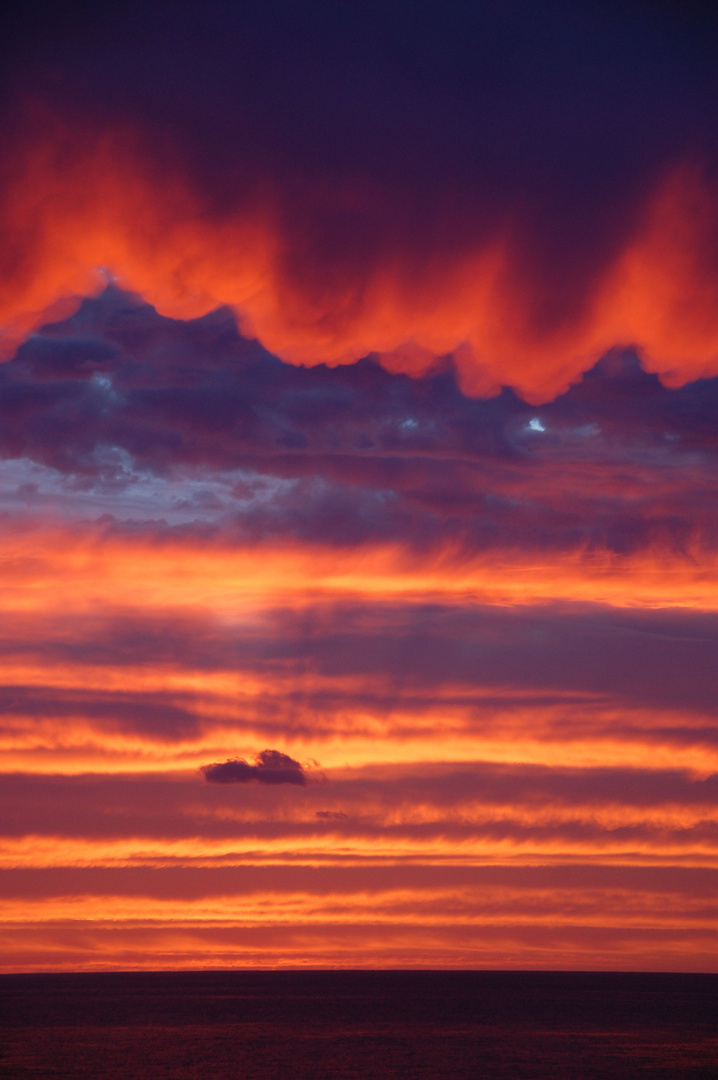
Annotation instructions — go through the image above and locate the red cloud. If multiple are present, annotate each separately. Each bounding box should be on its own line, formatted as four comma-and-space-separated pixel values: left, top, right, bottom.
2, 108, 718, 403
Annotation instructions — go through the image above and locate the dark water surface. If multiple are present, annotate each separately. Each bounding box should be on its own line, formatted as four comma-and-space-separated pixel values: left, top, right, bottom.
1, 971, 716, 1079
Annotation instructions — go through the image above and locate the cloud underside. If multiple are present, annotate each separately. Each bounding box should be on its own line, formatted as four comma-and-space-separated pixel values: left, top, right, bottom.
2, 3, 718, 399
2, 287, 718, 559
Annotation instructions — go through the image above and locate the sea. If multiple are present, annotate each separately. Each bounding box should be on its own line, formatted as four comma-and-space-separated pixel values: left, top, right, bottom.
1, 971, 716, 1079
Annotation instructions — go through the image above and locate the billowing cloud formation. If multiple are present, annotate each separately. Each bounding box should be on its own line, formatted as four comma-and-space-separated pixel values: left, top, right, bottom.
2, 2, 718, 399
2, 287, 718, 559
202, 751, 308, 786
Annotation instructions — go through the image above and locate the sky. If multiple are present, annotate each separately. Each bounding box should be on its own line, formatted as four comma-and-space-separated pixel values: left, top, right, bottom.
0, 0, 717, 971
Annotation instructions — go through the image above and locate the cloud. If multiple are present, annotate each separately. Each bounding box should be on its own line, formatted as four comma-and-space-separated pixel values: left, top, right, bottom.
4, 859, 718, 972
2, 287, 718, 559
3, 763, 718, 848
201, 750, 308, 786
2, 4, 718, 398
3, 554, 718, 771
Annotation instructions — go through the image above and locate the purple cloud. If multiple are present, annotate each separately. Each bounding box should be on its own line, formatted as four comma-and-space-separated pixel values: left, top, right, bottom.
201, 750, 307, 786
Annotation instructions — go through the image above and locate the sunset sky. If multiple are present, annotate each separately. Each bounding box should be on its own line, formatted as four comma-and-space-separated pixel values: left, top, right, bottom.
1, 0, 718, 971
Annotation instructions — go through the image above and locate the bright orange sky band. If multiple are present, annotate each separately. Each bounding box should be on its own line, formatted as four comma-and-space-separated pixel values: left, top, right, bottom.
1, 523, 716, 970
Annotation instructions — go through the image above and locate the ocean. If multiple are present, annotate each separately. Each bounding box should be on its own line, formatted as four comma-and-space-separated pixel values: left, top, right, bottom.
1, 971, 716, 1079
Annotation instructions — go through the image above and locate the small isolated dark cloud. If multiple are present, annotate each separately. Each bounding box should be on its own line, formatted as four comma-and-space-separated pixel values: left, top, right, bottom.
201, 749, 307, 786
316, 810, 348, 820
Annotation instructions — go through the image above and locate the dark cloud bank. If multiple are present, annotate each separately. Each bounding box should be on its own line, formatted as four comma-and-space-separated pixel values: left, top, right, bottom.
2, 286, 718, 556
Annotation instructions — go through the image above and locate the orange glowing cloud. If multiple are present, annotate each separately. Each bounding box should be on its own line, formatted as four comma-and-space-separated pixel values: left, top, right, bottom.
3, 526, 718, 616
3, 108, 718, 402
